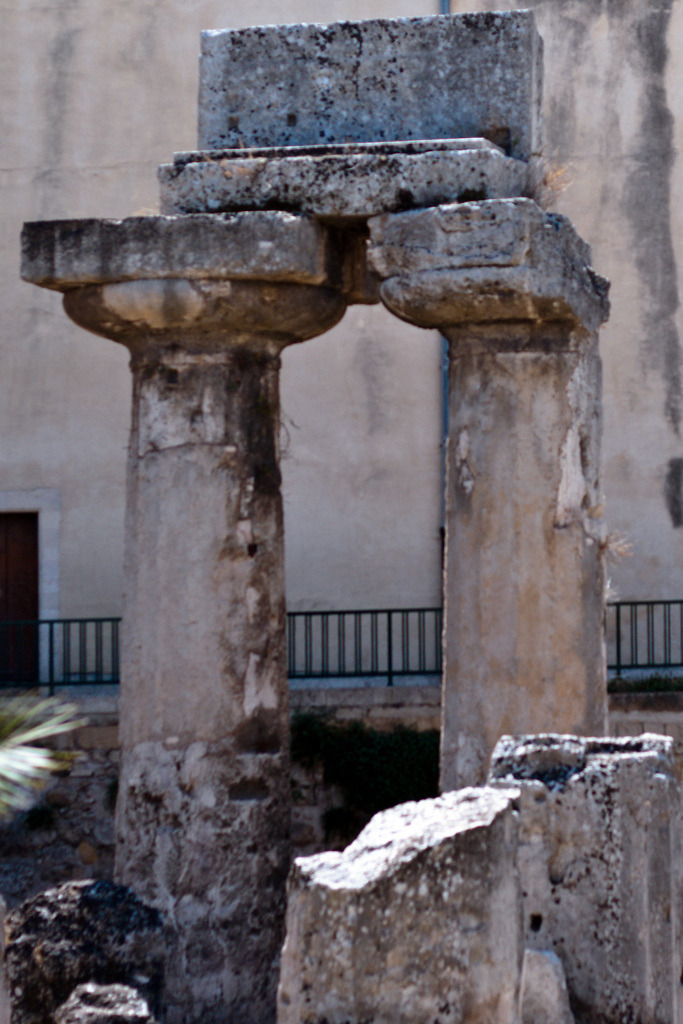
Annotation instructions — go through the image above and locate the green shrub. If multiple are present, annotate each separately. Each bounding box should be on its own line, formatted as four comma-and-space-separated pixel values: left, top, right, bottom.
608, 674, 683, 693
291, 712, 439, 845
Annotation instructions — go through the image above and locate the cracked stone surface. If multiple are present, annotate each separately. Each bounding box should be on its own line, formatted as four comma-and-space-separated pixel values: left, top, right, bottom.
277, 787, 522, 1024
117, 741, 289, 1024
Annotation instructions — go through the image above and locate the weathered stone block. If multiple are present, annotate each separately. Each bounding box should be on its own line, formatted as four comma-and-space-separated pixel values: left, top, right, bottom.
5, 880, 165, 1024
159, 141, 531, 221
198, 12, 542, 161
277, 787, 521, 1024
368, 198, 609, 331
490, 734, 679, 1024
116, 740, 290, 1024
54, 984, 156, 1024
21, 212, 340, 291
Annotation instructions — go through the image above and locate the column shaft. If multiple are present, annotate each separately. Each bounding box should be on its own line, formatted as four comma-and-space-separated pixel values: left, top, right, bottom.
115, 344, 289, 1024
440, 326, 607, 790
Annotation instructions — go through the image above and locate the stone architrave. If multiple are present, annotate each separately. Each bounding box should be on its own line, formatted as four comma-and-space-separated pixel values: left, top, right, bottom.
490, 734, 680, 1024
277, 788, 522, 1024
197, 12, 542, 161
21, 212, 348, 1024
368, 198, 610, 789
159, 140, 530, 220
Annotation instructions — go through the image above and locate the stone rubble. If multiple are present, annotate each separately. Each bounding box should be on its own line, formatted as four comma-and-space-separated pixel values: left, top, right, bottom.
4, 880, 165, 1024
54, 985, 157, 1024
0, 897, 9, 1024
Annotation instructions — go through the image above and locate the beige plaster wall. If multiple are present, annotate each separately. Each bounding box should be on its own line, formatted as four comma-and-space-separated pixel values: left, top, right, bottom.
4, 0, 683, 618
1, 0, 443, 619
448, 0, 683, 600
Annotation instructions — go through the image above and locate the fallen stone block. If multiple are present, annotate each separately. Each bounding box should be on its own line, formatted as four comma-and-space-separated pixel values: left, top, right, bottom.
54, 985, 156, 1024
277, 787, 521, 1024
5, 880, 165, 1024
490, 734, 679, 1024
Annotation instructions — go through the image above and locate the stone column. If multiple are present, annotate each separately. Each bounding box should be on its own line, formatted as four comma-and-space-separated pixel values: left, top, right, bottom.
368, 199, 610, 789
21, 212, 348, 1024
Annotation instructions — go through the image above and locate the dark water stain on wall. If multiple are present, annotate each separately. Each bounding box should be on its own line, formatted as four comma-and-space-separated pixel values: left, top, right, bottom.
664, 458, 683, 527
35, 1, 83, 219
622, 0, 681, 435
356, 334, 389, 436
522, 0, 680, 445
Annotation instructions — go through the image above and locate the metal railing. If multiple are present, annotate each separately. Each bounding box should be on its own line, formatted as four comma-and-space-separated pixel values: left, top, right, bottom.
0, 609, 443, 691
287, 607, 442, 686
0, 618, 120, 693
606, 600, 683, 675
1, 601, 681, 692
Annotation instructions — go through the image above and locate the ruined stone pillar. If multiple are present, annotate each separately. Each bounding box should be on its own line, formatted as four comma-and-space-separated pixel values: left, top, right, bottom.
369, 199, 610, 788
490, 733, 680, 1024
21, 212, 348, 1024
278, 787, 522, 1024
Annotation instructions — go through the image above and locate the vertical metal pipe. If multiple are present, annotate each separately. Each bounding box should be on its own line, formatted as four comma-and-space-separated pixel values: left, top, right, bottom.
387, 611, 394, 687
439, 0, 450, 570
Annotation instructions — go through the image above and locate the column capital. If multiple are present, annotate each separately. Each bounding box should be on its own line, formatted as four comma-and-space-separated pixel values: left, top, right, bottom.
21, 212, 348, 355
368, 198, 610, 337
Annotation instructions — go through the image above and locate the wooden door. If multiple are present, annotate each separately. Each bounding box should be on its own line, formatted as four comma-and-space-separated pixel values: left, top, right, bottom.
0, 513, 39, 683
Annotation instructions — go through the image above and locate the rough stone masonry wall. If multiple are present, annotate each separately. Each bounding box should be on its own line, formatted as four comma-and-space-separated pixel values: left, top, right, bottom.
0, 686, 676, 909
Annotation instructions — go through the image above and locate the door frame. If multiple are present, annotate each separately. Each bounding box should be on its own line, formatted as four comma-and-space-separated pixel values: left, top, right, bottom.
0, 488, 60, 623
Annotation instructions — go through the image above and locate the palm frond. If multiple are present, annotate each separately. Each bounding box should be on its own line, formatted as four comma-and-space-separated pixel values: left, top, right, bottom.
0, 695, 84, 817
